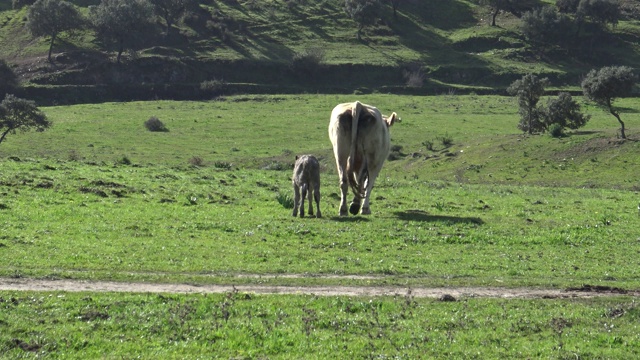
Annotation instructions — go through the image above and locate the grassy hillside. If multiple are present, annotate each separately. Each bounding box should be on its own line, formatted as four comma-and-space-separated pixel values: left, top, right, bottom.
1, 0, 640, 103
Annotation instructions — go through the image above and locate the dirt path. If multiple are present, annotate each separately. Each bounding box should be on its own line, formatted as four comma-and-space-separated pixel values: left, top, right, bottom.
1, 277, 637, 299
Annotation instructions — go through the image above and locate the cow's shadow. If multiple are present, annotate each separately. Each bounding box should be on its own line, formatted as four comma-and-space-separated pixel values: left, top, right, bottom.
394, 210, 484, 225
330, 216, 371, 223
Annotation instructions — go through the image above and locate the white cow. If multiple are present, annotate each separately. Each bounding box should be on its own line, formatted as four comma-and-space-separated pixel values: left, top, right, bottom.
328, 101, 399, 216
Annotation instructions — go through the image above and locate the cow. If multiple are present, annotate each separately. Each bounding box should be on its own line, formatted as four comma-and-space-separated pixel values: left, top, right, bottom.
292, 154, 322, 218
328, 101, 399, 216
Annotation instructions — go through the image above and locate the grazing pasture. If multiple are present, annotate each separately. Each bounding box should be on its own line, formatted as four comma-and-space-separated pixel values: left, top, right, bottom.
2, 290, 640, 358
0, 94, 639, 357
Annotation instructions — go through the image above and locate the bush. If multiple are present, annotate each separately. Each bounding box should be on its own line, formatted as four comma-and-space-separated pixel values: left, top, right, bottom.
440, 134, 453, 147
117, 156, 132, 165
403, 63, 425, 88
549, 123, 565, 138
200, 79, 227, 95
144, 116, 169, 132
276, 192, 294, 209
290, 47, 325, 76
189, 156, 205, 167
541, 92, 590, 131
214, 161, 232, 170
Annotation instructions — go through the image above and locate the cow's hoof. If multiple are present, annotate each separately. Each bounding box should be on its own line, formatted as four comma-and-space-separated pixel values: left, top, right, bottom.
349, 202, 360, 215
361, 207, 371, 215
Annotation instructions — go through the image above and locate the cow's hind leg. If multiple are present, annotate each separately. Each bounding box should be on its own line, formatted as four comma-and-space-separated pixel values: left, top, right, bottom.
360, 165, 382, 215
349, 197, 361, 215
338, 172, 349, 216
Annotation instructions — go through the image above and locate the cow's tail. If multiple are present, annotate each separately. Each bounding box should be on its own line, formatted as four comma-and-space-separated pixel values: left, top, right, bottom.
348, 101, 364, 198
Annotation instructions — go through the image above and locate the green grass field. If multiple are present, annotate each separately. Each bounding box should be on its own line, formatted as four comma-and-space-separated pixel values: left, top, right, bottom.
1, 94, 639, 357
2, 290, 639, 358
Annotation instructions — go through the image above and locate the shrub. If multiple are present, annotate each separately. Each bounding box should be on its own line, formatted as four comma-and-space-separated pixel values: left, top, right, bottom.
200, 79, 227, 95
541, 92, 590, 132
388, 144, 404, 160
117, 156, 132, 165
290, 47, 325, 76
214, 161, 232, 170
189, 156, 205, 167
549, 123, 565, 138
144, 116, 169, 132
262, 161, 288, 171
440, 134, 453, 147
422, 140, 434, 151
276, 192, 294, 209
403, 63, 426, 88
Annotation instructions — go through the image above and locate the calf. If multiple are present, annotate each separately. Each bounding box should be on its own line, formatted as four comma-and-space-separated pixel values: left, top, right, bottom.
292, 154, 322, 218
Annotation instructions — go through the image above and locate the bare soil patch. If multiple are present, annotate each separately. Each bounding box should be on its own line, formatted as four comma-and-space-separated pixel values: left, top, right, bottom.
1, 278, 638, 299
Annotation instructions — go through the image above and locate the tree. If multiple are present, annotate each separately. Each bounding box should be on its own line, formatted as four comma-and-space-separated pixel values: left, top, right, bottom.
521, 6, 571, 47
89, 0, 154, 64
582, 66, 636, 139
148, 0, 191, 37
541, 92, 590, 132
0, 60, 18, 96
0, 94, 51, 146
12, 0, 36, 9
27, 0, 84, 63
344, 0, 381, 40
389, 0, 401, 19
577, 0, 620, 28
508, 74, 549, 134
556, 0, 580, 13
557, 0, 620, 37
476, 0, 534, 26
481, 0, 510, 27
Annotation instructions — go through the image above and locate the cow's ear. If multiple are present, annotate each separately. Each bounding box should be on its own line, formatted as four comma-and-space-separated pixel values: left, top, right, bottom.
386, 112, 399, 127
295, 155, 299, 160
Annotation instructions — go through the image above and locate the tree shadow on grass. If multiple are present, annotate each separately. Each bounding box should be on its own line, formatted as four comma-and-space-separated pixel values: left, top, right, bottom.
394, 210, 484, 225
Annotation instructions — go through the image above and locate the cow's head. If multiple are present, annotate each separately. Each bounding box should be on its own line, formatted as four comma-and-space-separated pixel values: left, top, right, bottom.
383, 112, 400, 127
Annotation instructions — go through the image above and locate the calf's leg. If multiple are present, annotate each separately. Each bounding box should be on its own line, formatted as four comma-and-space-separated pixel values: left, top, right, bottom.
292, 184, 301, 217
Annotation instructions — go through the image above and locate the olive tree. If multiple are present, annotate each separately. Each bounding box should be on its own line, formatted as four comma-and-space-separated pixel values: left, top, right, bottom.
89, 0, 154, 64
541, 92, 590, 134
582, 66, 636, 139
344, 0, 381, 40
27, 0, 84, 62
0, 94, 51, 146
521, 6, 571, 48
577, 0, 621, 27
148, 0, 192, 37
508, 74, 549, 134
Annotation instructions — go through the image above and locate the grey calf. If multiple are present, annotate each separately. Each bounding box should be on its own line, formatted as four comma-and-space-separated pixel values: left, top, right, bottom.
292, 155, 321, 218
